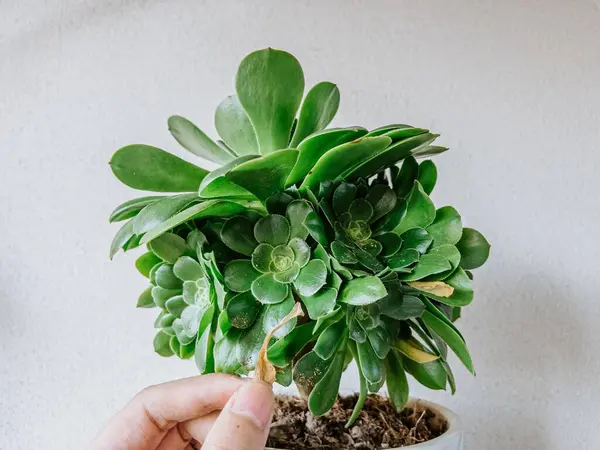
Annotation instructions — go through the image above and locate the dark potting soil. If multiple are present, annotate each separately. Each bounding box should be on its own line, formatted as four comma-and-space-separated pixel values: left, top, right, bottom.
267, 395, 448, 450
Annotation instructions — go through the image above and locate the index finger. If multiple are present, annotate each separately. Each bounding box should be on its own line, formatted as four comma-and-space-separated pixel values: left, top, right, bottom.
89, 374, 246, 450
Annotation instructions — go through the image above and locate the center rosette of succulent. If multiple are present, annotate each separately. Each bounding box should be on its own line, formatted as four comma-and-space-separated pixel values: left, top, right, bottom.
317, 179, 400, 273
221, 199, 328, 305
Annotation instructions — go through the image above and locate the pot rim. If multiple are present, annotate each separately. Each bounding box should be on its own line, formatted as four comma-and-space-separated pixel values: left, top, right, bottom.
266, 396, 462, 450
402, 397, 462, 448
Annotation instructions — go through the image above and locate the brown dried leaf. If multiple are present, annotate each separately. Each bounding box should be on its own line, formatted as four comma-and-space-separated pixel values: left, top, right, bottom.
408, 281, 454, 297
255, 302, 304, 384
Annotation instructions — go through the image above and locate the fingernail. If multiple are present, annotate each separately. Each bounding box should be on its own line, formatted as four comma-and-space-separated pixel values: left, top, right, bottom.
229, 380, 273, 429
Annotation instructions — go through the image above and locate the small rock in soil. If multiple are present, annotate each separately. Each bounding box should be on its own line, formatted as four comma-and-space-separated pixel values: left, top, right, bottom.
266, 394, 448, 450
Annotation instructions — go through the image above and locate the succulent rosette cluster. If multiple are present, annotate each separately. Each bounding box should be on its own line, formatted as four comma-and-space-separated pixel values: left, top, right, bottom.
108, 48, 490, 422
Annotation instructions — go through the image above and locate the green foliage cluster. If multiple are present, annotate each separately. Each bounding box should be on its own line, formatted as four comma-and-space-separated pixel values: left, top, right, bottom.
109, 48, 490, 422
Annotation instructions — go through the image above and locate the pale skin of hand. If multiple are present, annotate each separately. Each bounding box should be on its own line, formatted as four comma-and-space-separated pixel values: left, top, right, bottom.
89, 374, 274, 450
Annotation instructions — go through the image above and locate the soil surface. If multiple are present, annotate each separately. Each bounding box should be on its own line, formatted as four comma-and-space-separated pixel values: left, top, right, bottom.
267, 395, 448, 449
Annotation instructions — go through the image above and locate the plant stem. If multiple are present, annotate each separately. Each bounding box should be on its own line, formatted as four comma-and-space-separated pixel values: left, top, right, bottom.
345, 341, 367, 427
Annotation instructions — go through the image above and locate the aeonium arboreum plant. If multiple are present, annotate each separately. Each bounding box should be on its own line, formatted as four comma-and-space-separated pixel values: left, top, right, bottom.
108, 48, 490, 425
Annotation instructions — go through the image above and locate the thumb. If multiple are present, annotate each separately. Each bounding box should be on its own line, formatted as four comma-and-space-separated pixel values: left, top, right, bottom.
202, 380, 274, 450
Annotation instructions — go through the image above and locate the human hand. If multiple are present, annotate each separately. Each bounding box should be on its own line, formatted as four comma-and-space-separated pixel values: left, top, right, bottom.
89, 374, 274, 450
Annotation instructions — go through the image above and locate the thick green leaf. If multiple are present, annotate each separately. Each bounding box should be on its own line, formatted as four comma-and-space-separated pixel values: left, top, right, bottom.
214, 330, 244, 374
251, 243, 273, 273
235, 311, 268, 372
173, 256, 204, 281
427, 245, 461, 279
456, 228, 491, 270
353, 246, 385, 273
262, 295, 297, 338
345, 342, 366, 426
339, 276, 387, 306
300, 137, 392, 192
275, 365, 293, 387
226, 150, 299, 200
154, 331, 174, 357
293, 350, 331, 398
236, 48, 304, 154
367, 325, 391, 359
195, 325, 215, 374
332, 182, 357, 216
305, 210, 329, 247
109, 219, 135, 259
110, 145, 208, 192
109, 196, 164, 222
395, 181, 435, 235
251, 273, 289, 304
421, 296, 465, 341
221, 216, 258, 256
136, 287, 155, 308
288, 238, 310, 268
148, 233, 188, 264
357, 340, 382, 384
348, 199, 373, 222
286, 127, 368, 186
151, 286, 180, 309
286, 200, 312, 240
412, 145, 448, 158
383, 127, 429, 141
135, 252, 162, 277
403, 357, 447, 390
387, 249, 420, 271
331, 241, 357, 264
224, 260, 260, 293
373, 199, 406, 233
133, 194, 197, 235
374, 233, 402, 258
158, 312, 176, 334
295, 260, 327, 297
290, 82, 340, 147
401, 228, 433, 254
300, 287, 338, 319
168, 115, 235, 163
420, 267, 474, 307
308, 343, 346, 416
214, 95, 259, 155
399, 254, 451, 281
254, 214, 291, 246
331, 257, 353, 280
267, 323, 315, 368
417, 160, 437, 195
422, 311, 474, 373
314, 319, 347, 360
266, 192, 294, 215
165, 295, 187, 318
364, 124, 412, 137
385, 350, 409, 412
366, 184, 397, 223
362, 238, 383, 257
226, 291, 261, 329
394, 157, 419, 198
140, 201, 246, 244
380, 294, 425, 320
344, 133, 437, 180
198, 155, 259, 199
426, 207, 463, 246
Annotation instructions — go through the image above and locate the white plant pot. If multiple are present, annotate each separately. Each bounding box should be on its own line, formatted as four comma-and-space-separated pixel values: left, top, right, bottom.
267, 398, 463, 450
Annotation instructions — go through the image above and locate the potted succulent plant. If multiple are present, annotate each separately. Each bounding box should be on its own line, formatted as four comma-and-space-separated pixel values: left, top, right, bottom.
108, 48, 490, 449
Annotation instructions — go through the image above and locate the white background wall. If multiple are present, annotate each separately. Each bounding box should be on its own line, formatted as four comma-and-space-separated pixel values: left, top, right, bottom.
1, 1, 599, 448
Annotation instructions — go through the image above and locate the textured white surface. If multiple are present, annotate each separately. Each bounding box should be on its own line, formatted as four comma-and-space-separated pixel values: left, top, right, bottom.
1, 1, 599, 449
